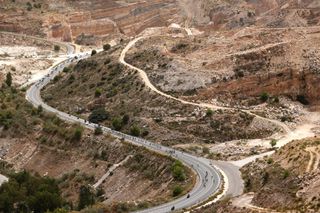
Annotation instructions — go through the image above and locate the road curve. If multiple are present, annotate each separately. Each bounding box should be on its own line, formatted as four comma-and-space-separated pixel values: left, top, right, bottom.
25, 46, 223, 212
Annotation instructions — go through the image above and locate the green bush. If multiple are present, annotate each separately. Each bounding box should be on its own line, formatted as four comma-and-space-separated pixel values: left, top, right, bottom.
130, 125, 140, 137
88, 108, 109, 123
5, 72, 12, 87
37, 105, 43, 114
94, 88, 102, 98
202, 147, 210, 154
54, 45, 60, 52
297, 95, 309, 105
283, 170, 290, 179
172, 185, 183, 197
171, 160, 186, 181
77, 185, 95, 210
62, 67, 70, 73
26, 2, 32, 11
0, 171, 63, 213
53, 75, 61, 83
206, 109, 213, 117
72, 126, 83, 142
122, 114, 129, 125
103, 44, 111, 51
94, 126, 103, 135
260, 92, 269, 102
91, 50, 97, 56
270, 139, 277, 147
112, 117, 122, 131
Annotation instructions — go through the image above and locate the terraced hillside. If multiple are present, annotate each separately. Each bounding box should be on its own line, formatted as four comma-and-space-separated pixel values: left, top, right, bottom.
0, 0, 179, 42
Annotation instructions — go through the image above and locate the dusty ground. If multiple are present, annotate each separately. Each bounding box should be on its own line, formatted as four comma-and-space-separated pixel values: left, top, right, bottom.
126, 26, 320, 106
0, 33, 67, 85
240, 137, 320, 212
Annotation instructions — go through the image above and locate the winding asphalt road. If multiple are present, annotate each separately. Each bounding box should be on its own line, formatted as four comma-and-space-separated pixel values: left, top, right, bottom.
25, 43, 224, 212
4, 26, 316, 212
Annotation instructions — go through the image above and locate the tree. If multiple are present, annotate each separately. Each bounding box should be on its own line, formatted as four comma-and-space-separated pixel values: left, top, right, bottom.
91, 50, 97, 56
122, 114, 129, 125
130, 125, 140, 137
270, 139, 277, 147
103, 44, 111, 51
260, 92, 269, 102
206, 109, 213, 117
37, 105, 43, 114
26, 2, 32, 11
297, 95, 309, 105
62, 67, 70, 73
5, 72, 12, 87
202, 147, 210, 154
172, 185, 183, 197
112, 117, 122, 131
72, 127, 83, 141
94, 88, 102, 98
283, 170, 290, 179
88, 108, 109, 123
0, 171, 63, 213
77, 185, 95, 210
171, 161, 186, 181
94, 126, 103, 135
54, 45, 60, 52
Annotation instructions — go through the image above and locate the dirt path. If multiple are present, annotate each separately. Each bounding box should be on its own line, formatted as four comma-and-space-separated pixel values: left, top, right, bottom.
119, 36, 291, 135
92, 155, 133, 189
313, 147, 320, 171
306, 146, 320, 172
233, 193, 281, 213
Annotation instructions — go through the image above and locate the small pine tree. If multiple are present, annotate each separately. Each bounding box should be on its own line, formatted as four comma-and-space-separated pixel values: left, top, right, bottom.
112, 118, 122, 131
54, 45, 60, 52
5, 72, 12, 87
130, 125, 140, 137
270, 139, 277, 147
72, 127, 83, 142
122, 114, 129, 125
103, 44, 111, 51
260, 92, 269, 102
37, 105, 43, 114
94, 126, 103, 135
206, 109, 213, 117
77, 185, 95, 210
91, 50, 97, 56
94, 88, 102, 98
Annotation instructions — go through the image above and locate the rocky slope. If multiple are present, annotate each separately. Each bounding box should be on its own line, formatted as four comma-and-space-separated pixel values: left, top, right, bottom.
1, 0, 320, 43
0, 0, 179, 42
0, 87, 193, 212
182, 0, 320, 29
191, 137, 320, 213
241, 137, 320, 212
127, 25, 320, 110
42, 41, 278, 166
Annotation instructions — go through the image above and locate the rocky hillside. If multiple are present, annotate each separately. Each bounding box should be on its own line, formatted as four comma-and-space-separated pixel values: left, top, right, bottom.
191, 137, 320, 213
127, 24, 320, 110
0, 0, 179, 42
183, 0, 320, 29
241, 137, 320, 212
42, 41, 278, 161
1, 0, 320, 43
0, 86, 194, 212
